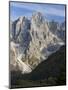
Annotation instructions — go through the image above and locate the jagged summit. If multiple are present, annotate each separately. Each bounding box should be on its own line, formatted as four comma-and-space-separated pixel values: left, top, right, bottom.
31, 12, 45, 28
10, 12, 65, 74
32, 12, 44, 21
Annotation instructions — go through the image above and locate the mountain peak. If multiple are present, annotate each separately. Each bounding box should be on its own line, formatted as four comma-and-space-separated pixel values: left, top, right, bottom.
18, 16, 27, 22
10, 12, 65, 74
31, 12, 45, 25
32, 11, 43, 17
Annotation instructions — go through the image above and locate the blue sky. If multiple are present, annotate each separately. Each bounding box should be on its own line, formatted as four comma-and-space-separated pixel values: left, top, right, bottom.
10, 2, 65, 23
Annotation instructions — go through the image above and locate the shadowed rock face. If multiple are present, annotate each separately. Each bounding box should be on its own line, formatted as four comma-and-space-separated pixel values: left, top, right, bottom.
10, 12, 65, 74
49, 21, 65, 42
11, 46, 66, 87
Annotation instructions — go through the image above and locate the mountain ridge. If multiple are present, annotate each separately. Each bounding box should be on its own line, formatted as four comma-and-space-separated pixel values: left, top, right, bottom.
10, 12, 65, 74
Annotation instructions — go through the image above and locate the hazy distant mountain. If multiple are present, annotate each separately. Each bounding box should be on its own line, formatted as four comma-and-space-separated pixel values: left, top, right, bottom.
10, 12, 65, 74
49, 21, 65, 41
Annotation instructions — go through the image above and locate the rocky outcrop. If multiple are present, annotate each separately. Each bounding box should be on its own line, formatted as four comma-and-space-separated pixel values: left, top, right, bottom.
10, 12, 65, 74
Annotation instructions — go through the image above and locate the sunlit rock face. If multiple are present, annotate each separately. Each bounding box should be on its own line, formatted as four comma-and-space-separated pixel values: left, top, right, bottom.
10, 12, 65, 74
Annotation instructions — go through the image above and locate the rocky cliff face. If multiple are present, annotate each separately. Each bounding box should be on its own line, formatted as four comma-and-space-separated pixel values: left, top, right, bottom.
10, 12, 65, 74
49, 21, 65, 42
